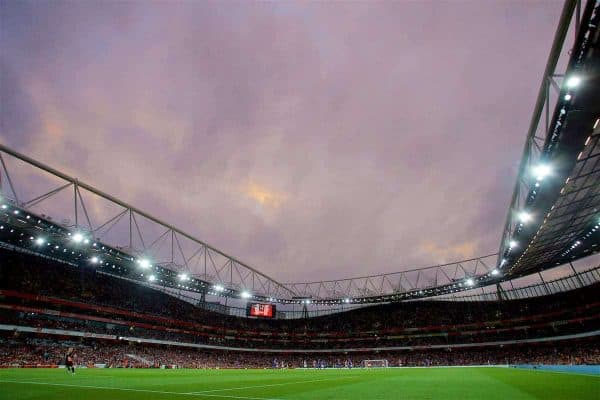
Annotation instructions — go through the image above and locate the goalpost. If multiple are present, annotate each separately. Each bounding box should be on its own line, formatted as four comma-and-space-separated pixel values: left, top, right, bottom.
362, 359, 389, 368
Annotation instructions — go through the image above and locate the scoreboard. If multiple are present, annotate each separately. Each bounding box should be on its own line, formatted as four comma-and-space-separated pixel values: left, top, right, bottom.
247, 302, 276, 318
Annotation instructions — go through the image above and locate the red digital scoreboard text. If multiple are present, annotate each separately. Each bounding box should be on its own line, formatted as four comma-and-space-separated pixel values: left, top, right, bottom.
247, 303, 275, 318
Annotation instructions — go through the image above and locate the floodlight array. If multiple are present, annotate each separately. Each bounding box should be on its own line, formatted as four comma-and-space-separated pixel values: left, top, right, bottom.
0, 198, 514, 305
499, 0, 600, 277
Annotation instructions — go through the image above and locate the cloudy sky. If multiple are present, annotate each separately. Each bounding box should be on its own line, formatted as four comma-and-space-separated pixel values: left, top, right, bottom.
1, 0, 563, 283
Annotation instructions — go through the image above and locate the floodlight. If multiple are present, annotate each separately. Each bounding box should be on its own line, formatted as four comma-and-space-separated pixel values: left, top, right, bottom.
564, 94, 572, 101
148, 275, 156, 282
35, 237, 45, 245
465, 278, 475, 286
91, 256, 99, 264
509, 240, 518, 249
344, 298, 351, 303
491, 269, 500, 276
240, 291, 251, 299
1, 204, 7, 209
72, 233, 84, 243
214, 284, 225, 292
565, 76, 581, 88
13, 210, 19, 215
138, 259, 151, 269
178, 273, 189, 281
532, 164, 552, 181
518, 211, 532, 224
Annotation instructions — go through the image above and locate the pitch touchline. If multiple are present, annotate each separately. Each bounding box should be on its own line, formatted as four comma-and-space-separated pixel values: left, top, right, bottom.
0, 380, 283, 400
188, 376, 355, 394
516, 369, 600, 377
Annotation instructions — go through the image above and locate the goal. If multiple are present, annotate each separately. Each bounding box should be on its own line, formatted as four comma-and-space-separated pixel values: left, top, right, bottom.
362, 359, 389, 368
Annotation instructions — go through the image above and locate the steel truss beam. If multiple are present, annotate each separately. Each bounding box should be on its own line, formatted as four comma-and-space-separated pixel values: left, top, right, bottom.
284, 254, 497, 299
0, 144, 296, 299
0, 143, 503, 302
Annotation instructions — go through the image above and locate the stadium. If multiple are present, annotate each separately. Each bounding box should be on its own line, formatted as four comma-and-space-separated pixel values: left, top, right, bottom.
0, 0, 599, 399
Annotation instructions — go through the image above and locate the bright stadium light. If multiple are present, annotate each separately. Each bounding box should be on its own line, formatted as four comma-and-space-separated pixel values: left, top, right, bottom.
35, 237, 45, 245
465, 278, 475, 286
532, 164, 552, 181
178, 273, 189, 281
509, 240, 518, 249
138, 259, 151, 269
91, 256, 99, 264
148, 274, 156, 282
564, 93, 572, 101
240, 291, 251, 299
0, 204, 7, 209
72, 233, 84, 243
518, 211, 532, 224
344, 298, 351, 303
214, 284, 224, 292
491, 269, 500, 276
565, 76, 581, 88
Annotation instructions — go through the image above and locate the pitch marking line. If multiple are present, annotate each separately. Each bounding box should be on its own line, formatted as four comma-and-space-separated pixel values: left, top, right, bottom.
188, 376, 355, 394
0, 380, 283, 400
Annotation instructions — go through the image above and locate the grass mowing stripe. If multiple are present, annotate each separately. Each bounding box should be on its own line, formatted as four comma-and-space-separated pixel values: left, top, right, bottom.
2, 367, 598, 399
189, 376, 355, 394
0, 380, 284, 400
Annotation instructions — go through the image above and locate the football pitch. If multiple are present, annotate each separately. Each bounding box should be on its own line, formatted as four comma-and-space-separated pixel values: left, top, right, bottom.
0, 367, 597, 400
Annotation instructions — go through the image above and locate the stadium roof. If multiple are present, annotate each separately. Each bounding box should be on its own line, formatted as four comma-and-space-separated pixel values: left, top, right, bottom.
496, 0, 600, 279
0, 0, 598, 304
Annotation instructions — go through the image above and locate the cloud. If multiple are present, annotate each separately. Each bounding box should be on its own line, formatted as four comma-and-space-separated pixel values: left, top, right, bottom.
418, 241, 477, 264
242, 180, 288, 209
0, 0, 565, 282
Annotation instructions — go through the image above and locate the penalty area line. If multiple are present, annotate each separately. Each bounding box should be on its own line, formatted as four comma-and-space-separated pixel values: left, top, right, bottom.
0, 380, 284, 400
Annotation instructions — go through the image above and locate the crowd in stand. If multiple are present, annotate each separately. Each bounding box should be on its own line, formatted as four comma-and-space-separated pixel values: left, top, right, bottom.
1, 307, 597, 350
1, 249, 599, 366
1, 337, 598, 369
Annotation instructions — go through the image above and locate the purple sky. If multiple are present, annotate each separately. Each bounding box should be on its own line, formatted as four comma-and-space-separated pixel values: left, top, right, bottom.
1, 0, 564, 283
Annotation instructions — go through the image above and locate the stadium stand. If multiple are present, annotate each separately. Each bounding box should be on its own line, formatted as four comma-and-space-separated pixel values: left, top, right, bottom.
1, 337, 598, 369
1, 247, 599, 368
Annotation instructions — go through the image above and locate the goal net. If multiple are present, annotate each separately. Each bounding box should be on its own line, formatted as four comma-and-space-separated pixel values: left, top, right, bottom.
362, 359, 389, 368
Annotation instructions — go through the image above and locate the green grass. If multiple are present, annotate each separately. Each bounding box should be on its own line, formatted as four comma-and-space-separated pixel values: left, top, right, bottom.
0, 367, 597, 400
